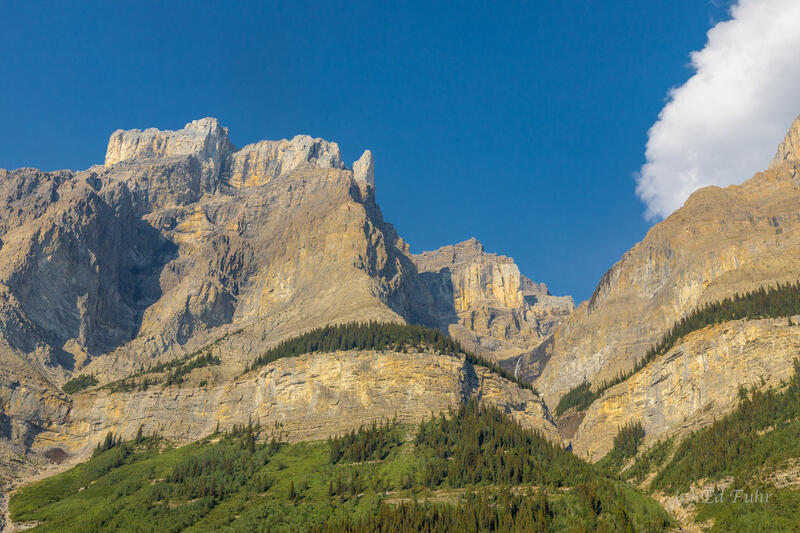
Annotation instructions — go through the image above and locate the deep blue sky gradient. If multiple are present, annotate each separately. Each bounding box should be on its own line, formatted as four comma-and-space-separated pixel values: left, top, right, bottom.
0, 1, 732, 302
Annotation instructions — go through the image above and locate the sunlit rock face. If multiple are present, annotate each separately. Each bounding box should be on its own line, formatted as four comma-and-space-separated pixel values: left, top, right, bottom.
571, 317, 800, 461
0, 118, 565, 466
530, 115, 800, 409
105, 118, 234, 168
770, 113, 800, 172
412, 238, 574, 364
352, 149, 375, 194
36, 349, 560, 459
224, 135, 345, 188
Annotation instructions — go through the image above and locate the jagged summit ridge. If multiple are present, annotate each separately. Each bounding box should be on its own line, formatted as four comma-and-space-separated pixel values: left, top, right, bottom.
414, 237, 486, 268
105, 117, 235, 167
104, 117, 373, 190
769, 113, 800, 171
353, 149, 375, 192
225, 135, 345, 187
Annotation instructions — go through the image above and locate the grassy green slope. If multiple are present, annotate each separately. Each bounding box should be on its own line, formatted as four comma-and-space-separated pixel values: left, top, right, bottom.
10, 402, 670, 532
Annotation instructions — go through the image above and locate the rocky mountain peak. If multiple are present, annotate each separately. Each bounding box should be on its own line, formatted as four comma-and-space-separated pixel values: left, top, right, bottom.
353, 150, 375, 192
413, 237, 487, 269
105, 117, 235, 167
411, 238, 574, 364
224, 134, 345, 188
769, 114, 800, 171
104, 118, 370, 194
532, 110, 800, 408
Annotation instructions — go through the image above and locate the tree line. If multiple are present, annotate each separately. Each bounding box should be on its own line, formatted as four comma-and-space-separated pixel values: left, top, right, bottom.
245, 321, 537, 393
10, 396, 671, 531
556, 281, 800, 417
328, 418, 403, 464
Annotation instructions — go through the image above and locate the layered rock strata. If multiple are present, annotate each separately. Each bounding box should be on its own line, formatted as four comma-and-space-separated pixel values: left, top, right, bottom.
571, 317, 800, 460
35, 350, 559, 460
0, 118, 565, 464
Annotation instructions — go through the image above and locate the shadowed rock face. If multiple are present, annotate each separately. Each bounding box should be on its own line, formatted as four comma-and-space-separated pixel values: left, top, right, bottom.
0, 119, 564, 461
529, 115, 800, 408
412, 238, 574, 364
0, 168, 176, 375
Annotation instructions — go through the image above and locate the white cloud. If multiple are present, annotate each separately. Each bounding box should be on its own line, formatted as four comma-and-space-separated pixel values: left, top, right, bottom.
637, 0, 800, 220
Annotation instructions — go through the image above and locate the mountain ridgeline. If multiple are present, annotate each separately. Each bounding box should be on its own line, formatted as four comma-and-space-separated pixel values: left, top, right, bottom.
3, 114, 800, 532
531, 114, 800, 410
0, 118, 571, 469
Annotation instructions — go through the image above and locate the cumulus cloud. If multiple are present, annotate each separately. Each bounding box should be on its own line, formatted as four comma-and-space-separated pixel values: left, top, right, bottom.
637, 0, 800, 220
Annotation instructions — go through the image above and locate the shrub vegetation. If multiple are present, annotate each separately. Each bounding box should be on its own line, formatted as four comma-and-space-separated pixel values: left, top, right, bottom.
61, 374, 98, 395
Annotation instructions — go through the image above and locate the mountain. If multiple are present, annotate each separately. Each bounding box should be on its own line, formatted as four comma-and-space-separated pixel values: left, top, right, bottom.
573, 316, 800, 460
6, 114, 800, 531
411, 238, 573, 364
527, 114, 800, 410
510, 115, 800, 471
0, 119, 566, 473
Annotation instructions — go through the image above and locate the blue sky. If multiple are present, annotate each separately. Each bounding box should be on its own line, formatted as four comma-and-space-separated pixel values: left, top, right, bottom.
0, 1, 737, 302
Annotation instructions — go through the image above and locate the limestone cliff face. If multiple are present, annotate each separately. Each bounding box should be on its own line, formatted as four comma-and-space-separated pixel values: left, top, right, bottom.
352, 150, 375, 193
105, 118, 235, 191
0, 169, 175, 377
35, 350, 559, 459
412, 238, 573, 362
224, 135, 345, 188
0, 343, 71, 447
531, 116, 800, 407
571, 317, 800, 460
105, 118, 234, 167
0, 119, 426, 451
0, 118, 567, 464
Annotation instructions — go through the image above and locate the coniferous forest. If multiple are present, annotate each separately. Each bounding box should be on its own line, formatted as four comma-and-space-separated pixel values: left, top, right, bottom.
61, 373, 99, 394
594, 359, 800, 532
19, 287, 800, 532
9, 401, 671, 532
